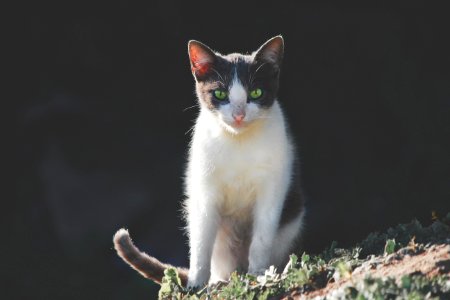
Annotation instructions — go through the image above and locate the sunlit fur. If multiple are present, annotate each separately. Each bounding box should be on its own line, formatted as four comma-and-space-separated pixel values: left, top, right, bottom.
185, 36, 305, 287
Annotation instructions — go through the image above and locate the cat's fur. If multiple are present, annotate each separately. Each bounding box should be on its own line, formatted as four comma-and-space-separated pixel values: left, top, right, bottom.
114, 36, 305, 288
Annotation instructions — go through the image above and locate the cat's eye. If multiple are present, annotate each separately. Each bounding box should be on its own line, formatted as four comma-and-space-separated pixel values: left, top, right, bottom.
213, 89, 228, 100
249, 88, 263, 100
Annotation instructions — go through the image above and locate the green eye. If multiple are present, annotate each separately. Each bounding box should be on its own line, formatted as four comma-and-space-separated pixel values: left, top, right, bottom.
249, 88, 263, 99
213, 89, 227, 100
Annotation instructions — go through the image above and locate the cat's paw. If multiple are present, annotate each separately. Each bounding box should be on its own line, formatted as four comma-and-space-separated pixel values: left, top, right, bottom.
185, 284, 202, 293
186, 281, 204, 290
187, 274, 208, 290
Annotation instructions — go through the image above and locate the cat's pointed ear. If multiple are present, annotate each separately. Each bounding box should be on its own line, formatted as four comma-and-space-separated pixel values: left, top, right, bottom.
188, 40, 216, 78
254, 35, 284, 69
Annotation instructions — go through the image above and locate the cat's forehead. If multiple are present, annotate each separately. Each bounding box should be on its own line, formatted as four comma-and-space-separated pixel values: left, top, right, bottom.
217, 53, 254, 71
222, 53, 254, 64
212, 53, 258, 84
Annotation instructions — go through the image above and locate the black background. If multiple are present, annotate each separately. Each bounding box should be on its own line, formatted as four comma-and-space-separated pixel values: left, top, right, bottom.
12, 2, 450, 299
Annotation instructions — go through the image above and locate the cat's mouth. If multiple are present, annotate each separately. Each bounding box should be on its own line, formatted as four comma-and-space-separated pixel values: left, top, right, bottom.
233, 120, 245, 127
220, 119, 249, 134
230, 117, 251, 129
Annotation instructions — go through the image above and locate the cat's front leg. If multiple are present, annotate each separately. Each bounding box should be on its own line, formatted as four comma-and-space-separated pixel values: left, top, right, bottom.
248, 184, 284, 275
186, 197, 219, 288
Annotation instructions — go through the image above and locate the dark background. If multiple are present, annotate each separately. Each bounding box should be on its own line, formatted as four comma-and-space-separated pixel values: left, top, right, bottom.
12, 2, 449, 299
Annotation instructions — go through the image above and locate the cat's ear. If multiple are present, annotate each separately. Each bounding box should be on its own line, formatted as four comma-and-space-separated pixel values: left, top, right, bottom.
254, 35, 284, 69
188, 40, 216, 78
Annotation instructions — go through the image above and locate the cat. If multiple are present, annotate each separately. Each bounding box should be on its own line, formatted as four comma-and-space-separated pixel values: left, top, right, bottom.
114, 35, 305, 288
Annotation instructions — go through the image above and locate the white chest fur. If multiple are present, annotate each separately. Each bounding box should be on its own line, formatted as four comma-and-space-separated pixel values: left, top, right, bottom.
185, 101, 292, 217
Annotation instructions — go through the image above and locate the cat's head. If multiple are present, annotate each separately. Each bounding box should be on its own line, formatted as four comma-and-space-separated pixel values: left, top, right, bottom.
188, 36, 284, 134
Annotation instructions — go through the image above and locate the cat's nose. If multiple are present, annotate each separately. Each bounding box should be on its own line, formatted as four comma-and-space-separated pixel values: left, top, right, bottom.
232, 113, 245, 124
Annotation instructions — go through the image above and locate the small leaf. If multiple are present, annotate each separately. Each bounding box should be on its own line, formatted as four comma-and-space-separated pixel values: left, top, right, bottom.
301, 253, 310, 264
158, 268, 184, 299
290, 254, 298, 266
334, 261, 351, 280
384, 239, 396, 255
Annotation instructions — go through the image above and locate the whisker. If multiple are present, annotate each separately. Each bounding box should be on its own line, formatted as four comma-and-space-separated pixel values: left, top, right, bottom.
183, 104, 198, 112
185, 124, 196, 135
211, 67, 226, 86
250, 62, 268, 85
254, 62, 268, 75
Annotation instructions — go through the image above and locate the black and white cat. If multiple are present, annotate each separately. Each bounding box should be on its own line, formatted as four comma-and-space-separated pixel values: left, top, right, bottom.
114, 36, 305, 288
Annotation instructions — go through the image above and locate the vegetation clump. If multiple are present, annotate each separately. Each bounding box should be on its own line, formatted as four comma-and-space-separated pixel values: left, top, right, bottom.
159, 213, 450, 299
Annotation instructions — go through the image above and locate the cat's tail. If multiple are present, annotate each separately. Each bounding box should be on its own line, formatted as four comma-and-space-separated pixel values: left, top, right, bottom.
113, 228, 188, 286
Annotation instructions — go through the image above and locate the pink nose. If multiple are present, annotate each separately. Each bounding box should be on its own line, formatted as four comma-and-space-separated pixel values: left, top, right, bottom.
233, 113, 245, 123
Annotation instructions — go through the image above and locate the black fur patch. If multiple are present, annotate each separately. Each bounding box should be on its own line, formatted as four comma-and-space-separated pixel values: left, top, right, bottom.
279, 164, 305, 227
193, 50, 281, 111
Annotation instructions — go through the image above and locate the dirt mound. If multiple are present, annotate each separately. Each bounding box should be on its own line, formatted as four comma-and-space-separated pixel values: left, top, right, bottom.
290, 243, 450, 299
